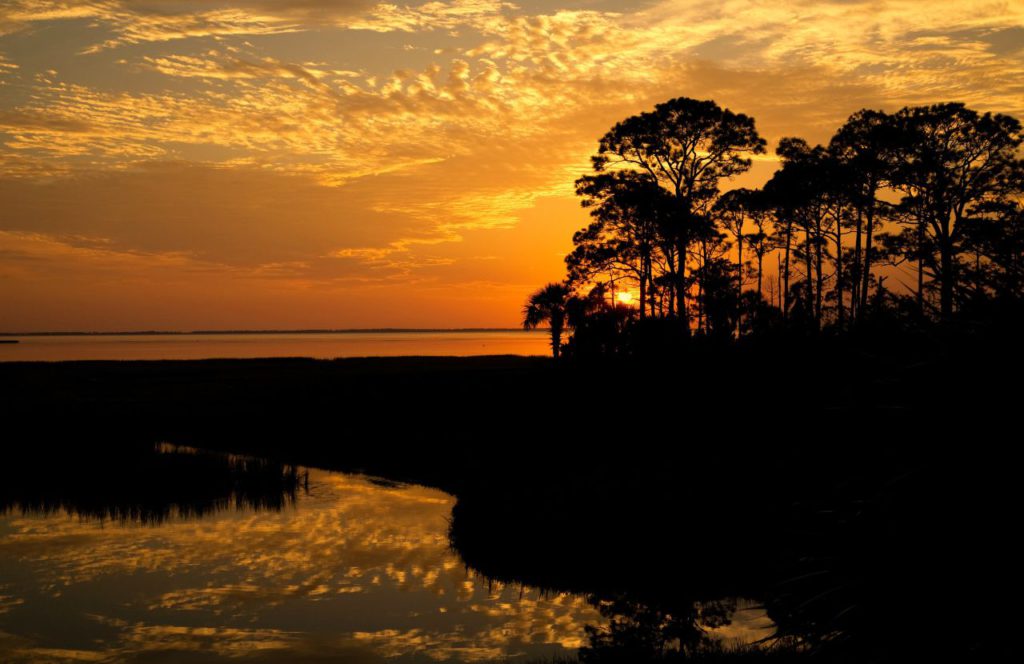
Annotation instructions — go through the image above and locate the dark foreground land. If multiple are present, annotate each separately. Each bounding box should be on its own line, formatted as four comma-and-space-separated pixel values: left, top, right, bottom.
1, 329, 1020, 662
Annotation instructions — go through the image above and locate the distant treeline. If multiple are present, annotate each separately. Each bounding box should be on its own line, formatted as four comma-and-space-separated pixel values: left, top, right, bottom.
525, 97, 1024, 358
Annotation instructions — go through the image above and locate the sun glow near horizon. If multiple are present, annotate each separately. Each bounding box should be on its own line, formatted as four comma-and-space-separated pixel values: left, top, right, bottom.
1, 1, 1021, 331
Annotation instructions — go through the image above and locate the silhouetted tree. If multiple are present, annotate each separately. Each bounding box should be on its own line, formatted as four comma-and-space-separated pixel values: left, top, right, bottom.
531, 97, 1023, 358
590, 97, 766, 327
523, 283, 571, 359
745, 208, 774, 302
888, 103, 1024, 319
564, 284, 636, 358
571, 171, 678, 319
715, 187, 768, 334
766, 138, 834, 329
830, 110, 895, 324
961, 198, 1024, 307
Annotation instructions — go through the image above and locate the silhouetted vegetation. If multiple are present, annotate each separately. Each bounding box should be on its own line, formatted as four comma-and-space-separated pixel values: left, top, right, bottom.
1, 443, 305, 524
509, 96, 1023, 662
526, 98, 1024, 356
524, 282, 572, 358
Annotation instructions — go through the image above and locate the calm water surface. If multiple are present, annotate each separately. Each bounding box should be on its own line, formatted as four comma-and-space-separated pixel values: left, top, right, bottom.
0, 331, 550, 362
0, 454, 598, 662
0, 447, 774, 662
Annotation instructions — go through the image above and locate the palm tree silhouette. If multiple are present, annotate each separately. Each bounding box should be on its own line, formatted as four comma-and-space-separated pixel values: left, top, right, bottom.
523, 283, 570, 359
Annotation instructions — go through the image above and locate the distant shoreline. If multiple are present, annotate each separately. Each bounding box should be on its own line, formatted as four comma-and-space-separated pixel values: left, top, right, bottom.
0, 328, 539, 337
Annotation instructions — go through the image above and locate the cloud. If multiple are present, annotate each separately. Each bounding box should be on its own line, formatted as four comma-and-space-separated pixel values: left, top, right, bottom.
0, 1, 106, 36
0, 163, 418, 266
80, 8, 301, 54
1, 0, 1022, 328
0, 1, 310, 46
0, 109, 93, 133
5, 2, 1022, 179
141, 52, 333, 84
0, 1, 513, 51
345, 0, 515, 33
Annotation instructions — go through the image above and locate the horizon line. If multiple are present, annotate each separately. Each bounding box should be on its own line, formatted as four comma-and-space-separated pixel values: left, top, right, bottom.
0, 327, 541, 337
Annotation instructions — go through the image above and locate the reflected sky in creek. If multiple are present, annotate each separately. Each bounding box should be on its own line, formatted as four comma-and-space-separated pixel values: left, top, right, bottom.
0, 467, 598, 663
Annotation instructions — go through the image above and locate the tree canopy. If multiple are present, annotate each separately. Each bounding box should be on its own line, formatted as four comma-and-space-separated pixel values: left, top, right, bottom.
523, 97, 1024, 359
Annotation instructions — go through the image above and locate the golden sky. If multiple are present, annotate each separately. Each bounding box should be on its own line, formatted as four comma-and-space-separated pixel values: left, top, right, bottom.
1, 0, 1022, 331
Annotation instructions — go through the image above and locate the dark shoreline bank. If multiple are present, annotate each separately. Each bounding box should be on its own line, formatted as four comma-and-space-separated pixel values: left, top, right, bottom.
1, 339, 1019, 661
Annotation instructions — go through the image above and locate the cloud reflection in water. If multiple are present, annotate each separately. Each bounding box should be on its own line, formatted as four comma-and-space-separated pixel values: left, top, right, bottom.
0, 468, 599, 663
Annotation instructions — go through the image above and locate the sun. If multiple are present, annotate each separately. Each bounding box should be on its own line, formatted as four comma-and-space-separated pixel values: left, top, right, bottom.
616, 291, 635, 305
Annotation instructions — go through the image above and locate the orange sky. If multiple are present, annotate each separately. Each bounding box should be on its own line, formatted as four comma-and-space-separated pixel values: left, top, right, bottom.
1, 1, 1022, 331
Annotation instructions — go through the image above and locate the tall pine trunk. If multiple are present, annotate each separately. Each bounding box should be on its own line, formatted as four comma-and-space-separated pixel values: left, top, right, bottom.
757, 253, 764, 300
736, 227, 744, 336
940, 233, 955, 320
675, 237, 688, 331
859, 204, 875, 314
804, 224, 814, 329
814, 216, 824, 326
916, 213, 926, 317
852, 208, 863, 323
783, 222, 792, 319
639, 257, 649, 320
835, 226, 845, 329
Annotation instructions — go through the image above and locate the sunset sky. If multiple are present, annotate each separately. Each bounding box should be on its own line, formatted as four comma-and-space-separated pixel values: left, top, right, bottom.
1, 0, 1022, 331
